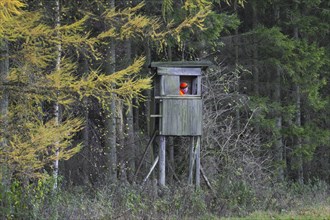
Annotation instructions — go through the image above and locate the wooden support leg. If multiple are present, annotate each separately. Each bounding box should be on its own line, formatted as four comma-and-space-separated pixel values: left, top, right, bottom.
188, 137, 195, 184
195, 136, 201, 188
168, 137, 174, 185
159, 135, 166, 186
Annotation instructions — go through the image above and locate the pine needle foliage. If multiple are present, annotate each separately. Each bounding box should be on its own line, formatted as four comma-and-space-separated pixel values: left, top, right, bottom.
152, 0, 215, 52
162, 0, 174, 21
100, 1, 212, 52
100, 2, 162, 41
0, 0, 24, 18
0, 1, 153, 181
72, 56, 151, 107
1, 118, 83, 180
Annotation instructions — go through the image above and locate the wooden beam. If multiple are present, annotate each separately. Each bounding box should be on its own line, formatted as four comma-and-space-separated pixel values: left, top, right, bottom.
154, 95, 201, 99
142, 156, 159, 184
157, 67, 201, 76
195, 136, 201, 187
150, 61, 212, 69
159, 136, 166, 186
201, 165, 214, 193
188, 137, 195, 184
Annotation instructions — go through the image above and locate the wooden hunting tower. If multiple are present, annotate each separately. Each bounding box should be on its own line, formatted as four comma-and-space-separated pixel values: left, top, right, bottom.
147, 61, 211, 187
149, 61, 211, 136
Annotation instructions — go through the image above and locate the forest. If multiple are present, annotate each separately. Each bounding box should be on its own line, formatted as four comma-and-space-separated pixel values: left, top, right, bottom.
0, 0, 329, 219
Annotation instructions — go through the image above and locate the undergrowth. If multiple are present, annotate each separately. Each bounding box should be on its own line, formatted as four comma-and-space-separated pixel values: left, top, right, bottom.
0, 178, 329, 219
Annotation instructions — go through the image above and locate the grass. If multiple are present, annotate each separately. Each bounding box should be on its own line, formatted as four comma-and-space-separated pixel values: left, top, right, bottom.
223, 204, 330, 220
1, 178, 329, 219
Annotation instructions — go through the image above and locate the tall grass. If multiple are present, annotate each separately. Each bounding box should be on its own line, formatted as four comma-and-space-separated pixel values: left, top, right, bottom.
1, 178, 329, 219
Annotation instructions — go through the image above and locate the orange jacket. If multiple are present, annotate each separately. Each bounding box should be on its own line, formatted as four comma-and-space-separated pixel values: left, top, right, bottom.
180, 89, 185, 95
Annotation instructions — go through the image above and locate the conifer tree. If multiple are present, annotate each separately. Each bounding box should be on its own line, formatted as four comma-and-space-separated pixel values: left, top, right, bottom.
219, 0, 329, 183
0, 0, 152, 182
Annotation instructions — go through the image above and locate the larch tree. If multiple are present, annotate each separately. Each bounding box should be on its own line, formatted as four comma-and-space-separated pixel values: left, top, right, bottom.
0, 0, 15, 186
0, 0, 153, 183
103, 0, 118, 183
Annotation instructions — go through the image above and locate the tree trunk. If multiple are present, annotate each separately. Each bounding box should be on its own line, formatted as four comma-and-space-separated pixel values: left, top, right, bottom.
145, 39, 155, 180
272, 5, 284, 181
125, 39, 136, 183
251, 0, 259, 97
53, 0, 62, 189
274, 64, 284, 181
0, 39, 9, 187
234, 0, 240, 131
0, 39, 8, 127
117, 101, 127, 182
103, 0, 117, 183
251, 0, 261, 149
294, 26, 304, 184
295, 84, 304, 183
104, 96, 117, 183
81, 54, 91, 185
104, 45, 117, 181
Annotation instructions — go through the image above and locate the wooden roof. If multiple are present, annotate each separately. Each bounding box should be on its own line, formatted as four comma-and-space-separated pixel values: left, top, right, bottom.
150, 61, 212, 69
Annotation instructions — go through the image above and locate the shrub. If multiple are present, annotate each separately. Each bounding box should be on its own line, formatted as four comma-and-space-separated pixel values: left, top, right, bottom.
0, 177, 55, 220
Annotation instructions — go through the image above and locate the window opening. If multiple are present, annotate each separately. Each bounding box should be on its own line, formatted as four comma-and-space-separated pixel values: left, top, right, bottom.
180, 76, 198, 95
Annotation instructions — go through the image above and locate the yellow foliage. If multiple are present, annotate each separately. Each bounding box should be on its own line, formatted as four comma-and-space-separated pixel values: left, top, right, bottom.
72, 56, 152, 108
46, 58, 78, 89
97, 0, 210, 51
183, 0, 212, 11
99, 2, 162, 41
57, 15, 89, 32
103, 1, 145, 20
120, 15, 152, 39
21, 43, 54, 68
2, 11, 51, 40
0, 0, 24, 21
151, 1, 212, 52
0, 0, 25, 37
1, 117, 83, 180
97, 27, 117, 40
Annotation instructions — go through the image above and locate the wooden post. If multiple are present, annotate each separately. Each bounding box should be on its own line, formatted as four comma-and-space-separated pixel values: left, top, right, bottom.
159, 136, 166, 186
143, 156, 159, 184
188, 137, 195, 184
195, 136, 201, 187
168, 137, 174, 185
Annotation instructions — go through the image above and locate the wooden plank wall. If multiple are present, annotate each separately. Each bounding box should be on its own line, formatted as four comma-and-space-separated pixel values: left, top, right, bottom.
162, 75, 180, 95
161, 98, 202, 136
